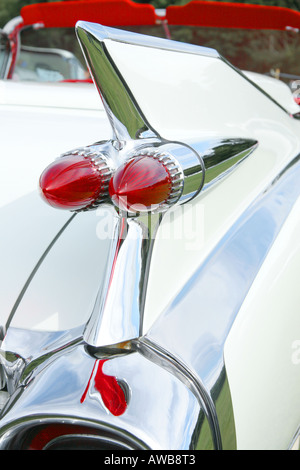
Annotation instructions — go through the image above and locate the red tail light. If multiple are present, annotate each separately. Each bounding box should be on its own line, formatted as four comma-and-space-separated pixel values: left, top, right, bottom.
109, 153, 183, 213
39, 154, 111, 211
39, 143, 204, 214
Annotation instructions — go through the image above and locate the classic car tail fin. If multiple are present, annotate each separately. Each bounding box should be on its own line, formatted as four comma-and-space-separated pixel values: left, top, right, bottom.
75, 21, 291, 145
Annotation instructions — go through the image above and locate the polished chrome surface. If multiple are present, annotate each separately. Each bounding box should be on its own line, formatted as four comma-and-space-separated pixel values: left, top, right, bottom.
84, 22, 219, 59
193, 138, 258, 190
83, 212, 159, 346
76, 24, 157, 142
145, 152, 300, 450
135, 337, 221, 450
75, 21, 222, 143
290, 427, 300, 450
0, 329, 210, 450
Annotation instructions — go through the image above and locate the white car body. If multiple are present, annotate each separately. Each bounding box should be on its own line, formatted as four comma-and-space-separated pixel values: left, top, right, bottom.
0, 0, 300, 451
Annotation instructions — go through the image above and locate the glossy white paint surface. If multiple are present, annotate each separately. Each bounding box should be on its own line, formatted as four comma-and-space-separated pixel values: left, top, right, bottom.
0, 193, 70, 328
224, 195, 300, 450
0, 80, 111, 327
10, 208, 115, 331
243, 70, 300, 115
0, 80, 102, 110
105, 40, 300, 140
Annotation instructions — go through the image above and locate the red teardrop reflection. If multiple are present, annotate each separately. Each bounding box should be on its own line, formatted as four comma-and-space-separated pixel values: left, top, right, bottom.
109, 155, 172, 212
81, 360, 127, 417
39, 155, 103, 210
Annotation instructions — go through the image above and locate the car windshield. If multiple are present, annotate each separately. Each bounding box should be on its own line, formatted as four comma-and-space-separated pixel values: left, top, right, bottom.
14, 24, 300, 85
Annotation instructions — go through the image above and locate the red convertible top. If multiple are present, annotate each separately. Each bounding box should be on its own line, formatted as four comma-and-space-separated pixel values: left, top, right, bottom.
167, 1, 300, 30
20, 0, 156, 27
19, 0, 300, 31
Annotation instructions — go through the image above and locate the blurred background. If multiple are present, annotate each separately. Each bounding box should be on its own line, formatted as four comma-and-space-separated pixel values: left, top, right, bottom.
1, 0, 300, 84
1, 0, 300, 28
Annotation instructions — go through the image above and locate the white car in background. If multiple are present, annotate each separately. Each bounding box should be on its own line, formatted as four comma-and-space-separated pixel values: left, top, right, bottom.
0, 0, 299, 451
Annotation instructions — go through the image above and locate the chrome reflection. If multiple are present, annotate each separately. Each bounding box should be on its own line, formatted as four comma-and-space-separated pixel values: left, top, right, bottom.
84, 211, 159, 347
290, 427, 300, 450
194, 138, 258, 190
76, 23, 157, 142
135, 337, 220, 450
0, 333, 210, 450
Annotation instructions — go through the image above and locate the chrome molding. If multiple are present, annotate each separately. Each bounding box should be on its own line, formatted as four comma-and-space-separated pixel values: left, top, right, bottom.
289, 426, 300, 450
190, 137, 257, 191
135, 337, 221, 450
84, 211, 160, 346
0, 414, 149, 450
76, 23, 158, 142
0, 335, 209, 450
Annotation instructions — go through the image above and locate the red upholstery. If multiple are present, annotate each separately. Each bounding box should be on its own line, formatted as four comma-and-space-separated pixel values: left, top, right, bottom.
166, 1, 300, 30
20, 0, 157, 28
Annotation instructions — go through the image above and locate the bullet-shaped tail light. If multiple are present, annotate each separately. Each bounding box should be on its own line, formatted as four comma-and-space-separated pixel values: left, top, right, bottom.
109, 145, 204, 214
109, 152, 182, 213
39, 149, 113, 211
39, 142, 204, 214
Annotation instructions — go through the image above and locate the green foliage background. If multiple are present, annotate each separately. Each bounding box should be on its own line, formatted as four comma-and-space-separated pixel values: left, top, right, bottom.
1, 0, 300, 28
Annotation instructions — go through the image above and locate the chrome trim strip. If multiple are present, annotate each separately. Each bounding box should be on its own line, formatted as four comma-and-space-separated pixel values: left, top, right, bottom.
135, 337, 222, 450
42, 432, 135, 450
76, 21, 220, 60
84, 211, 162, 346
0, 414, 149, 450
189, 137, 258, 192
2, 16, 23, 36
76, 23, 158, 142
289, 426, 300, 450
145, 153, 300, 449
